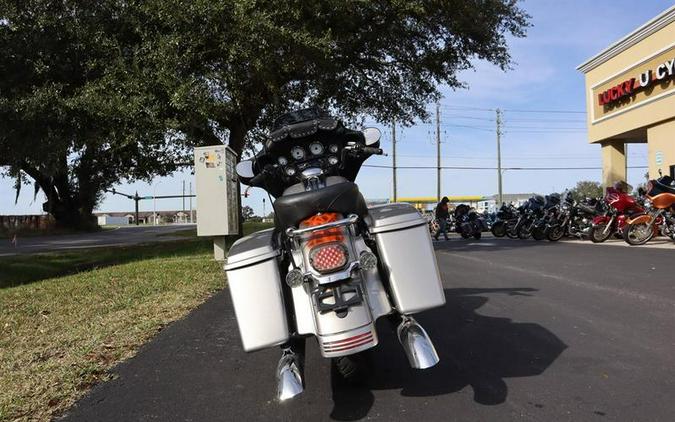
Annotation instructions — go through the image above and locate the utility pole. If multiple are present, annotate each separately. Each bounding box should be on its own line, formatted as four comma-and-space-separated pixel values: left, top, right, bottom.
182, 180, 186, 222
134, 191, 140, 226
189, 182, 193, 223
496, 108, 503, 205
392, 121, 397, 202
436, 102, 441, 202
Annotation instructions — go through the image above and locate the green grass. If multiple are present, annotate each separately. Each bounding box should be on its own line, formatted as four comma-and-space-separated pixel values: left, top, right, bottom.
0, 222, 273, 421
0, 221, 273, 289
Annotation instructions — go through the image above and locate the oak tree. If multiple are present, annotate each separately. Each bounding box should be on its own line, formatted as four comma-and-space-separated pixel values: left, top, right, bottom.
1, 0, 529, 228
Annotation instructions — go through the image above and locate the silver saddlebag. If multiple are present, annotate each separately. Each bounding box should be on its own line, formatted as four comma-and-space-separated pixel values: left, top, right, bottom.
223, 229, 289, 352
365, 203, 445, 314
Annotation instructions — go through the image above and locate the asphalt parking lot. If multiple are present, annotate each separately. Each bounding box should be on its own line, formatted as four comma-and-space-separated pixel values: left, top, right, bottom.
62, 237, 675, 421
0, 225, 194, 256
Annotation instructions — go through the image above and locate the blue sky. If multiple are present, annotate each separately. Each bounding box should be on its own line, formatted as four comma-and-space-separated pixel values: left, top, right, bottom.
1, 0, 673, 216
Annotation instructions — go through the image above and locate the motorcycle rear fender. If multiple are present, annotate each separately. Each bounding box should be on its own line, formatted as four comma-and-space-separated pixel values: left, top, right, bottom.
290, 236, 392, 338
626, 214, 651, 225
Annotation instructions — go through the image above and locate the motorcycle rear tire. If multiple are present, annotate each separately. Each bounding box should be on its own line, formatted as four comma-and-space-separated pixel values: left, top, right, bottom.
623, 222, 653, 246
333, 353, 367, 381
491, 222, 506, 237
473, 231, 482, 240
590, 224, 613, 243
460, 232, 471, 239
547, 224, 564, 241
531, 227, 546, 241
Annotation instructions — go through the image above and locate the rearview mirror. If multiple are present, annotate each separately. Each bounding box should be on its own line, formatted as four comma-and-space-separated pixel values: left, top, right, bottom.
236, 160, 255, 179
363, 127, 381, 146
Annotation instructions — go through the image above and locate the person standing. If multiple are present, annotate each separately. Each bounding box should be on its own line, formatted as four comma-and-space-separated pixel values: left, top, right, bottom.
434, 197, 450, 241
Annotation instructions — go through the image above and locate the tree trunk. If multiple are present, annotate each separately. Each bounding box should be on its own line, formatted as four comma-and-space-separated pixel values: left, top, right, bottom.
20, 162, 98, 231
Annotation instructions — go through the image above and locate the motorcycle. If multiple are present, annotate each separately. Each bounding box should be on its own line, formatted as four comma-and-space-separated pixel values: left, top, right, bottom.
227, 108, 446, 401
546, 192, 602, 241
589, 186, 644, 243
491, 203, 519, 238
515, 195, 546, 239
531, 193, 561, 241
623, 175, 675, 245
454, 204, 484, 239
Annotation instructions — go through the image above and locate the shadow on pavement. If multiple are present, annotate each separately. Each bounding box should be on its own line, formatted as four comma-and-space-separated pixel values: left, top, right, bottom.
329, 287, 567, 421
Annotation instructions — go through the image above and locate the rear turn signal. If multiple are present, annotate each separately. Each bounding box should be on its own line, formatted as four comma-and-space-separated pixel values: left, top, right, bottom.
359, 251, 377, 270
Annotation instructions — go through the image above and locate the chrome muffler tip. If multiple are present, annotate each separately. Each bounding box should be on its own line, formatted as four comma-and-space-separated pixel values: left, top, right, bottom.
397, 316, 440, 370
276, 349, 304, 401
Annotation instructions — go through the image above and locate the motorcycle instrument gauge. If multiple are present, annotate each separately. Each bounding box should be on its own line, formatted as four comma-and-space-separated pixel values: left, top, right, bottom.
309, 142, 324, 155
277, 156, 288, 166
328, 144, 339, 153
328, 156, 339, 165
290, 146, 305, 160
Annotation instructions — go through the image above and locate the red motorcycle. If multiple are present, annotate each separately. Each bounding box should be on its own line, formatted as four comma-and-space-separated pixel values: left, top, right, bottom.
589, 186, 644, 243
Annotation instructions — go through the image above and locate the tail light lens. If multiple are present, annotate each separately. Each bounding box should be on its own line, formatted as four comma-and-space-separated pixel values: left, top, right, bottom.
309, 243, 348, 273
300, 213, 350, 274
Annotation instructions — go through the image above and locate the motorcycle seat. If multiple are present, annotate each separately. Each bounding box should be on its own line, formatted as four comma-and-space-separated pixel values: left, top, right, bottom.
274, 181, 368, 228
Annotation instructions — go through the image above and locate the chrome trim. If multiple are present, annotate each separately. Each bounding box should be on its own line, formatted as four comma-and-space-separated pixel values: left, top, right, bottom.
286, 214, 359, 238
301, 167, 323, 180
311, 260, 360, 285
397, 316, 440, 370
276, 348, 304, 401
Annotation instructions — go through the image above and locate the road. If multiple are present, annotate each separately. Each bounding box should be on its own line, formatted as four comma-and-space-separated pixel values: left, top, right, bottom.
0, 224, 194, 256
61, 237, 675, 421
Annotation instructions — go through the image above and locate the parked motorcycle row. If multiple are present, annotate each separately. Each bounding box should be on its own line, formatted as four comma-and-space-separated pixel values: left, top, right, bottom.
488, 175, 675, 246
428, 204, 489, 240
427, 175, 675, 246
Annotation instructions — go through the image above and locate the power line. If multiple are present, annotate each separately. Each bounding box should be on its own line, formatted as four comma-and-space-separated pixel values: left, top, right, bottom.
504, 125, 587, 130
438, 104, 586, 115
502, 109, 585, 114
363, 164, 648, 170
442, 114, 495, 122
505, 117, 586, 123
440, 105, 494, 112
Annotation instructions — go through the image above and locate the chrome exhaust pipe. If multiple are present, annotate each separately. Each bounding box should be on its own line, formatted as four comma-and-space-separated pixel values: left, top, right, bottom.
397, 316, 440, 369
276, 348, 304, 401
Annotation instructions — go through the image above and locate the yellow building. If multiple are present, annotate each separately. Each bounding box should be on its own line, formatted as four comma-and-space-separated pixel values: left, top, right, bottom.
577, 5, 675, 187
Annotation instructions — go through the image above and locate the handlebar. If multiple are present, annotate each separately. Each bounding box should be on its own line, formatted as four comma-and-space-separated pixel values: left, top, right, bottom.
249, 172, 267, 186
362, 146, 385, 155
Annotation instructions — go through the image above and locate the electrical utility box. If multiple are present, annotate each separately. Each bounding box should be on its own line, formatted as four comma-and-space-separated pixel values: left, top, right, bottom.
194, 145, 240, 247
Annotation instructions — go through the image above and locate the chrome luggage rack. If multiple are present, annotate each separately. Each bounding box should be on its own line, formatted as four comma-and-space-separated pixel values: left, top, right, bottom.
285, 214, 359, 238
285, 214, 362, 285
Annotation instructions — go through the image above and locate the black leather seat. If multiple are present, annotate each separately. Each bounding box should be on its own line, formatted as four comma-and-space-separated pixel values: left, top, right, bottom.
274, 181, 368, 228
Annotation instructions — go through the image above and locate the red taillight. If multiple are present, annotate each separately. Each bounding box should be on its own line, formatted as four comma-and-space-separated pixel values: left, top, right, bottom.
309, 243, 348, 273
300, 213, 350, 274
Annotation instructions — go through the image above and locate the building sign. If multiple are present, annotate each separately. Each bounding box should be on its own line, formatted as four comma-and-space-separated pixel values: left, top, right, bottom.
592, 46, 675, 120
